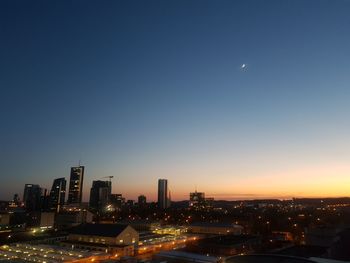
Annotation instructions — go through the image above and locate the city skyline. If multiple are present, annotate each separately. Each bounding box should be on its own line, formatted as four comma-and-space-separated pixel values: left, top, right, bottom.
6, 164, 350, 203
2, 0, 350, 201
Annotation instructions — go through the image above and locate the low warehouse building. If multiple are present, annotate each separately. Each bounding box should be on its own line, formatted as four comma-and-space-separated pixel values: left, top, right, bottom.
63, 223, 139, 257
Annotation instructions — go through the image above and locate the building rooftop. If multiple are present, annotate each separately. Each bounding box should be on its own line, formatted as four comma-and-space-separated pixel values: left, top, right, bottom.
62, 240, 130, 248
0, 243, 107, 263
70, 223, 129, 237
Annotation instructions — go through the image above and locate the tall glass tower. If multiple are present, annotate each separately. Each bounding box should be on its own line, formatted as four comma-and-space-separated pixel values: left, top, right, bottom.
89, 180, 112, 212
50, 177, 66, 211
158, 179, 169, 209
67, 166, 84, 204
23, 184, 42, 211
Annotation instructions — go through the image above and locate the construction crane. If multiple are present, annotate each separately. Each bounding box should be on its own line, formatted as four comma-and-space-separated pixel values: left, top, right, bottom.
101, 176, 114, 182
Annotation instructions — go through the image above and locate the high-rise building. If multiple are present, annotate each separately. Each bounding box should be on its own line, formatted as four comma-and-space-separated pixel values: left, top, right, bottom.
40, 188, 50, 211
110, 194, 124, 211
189, 191, 205, 208
89, 180, 111, 211
23, 184, 42, 212
138, 195, 147, 208
158, 179, 169, 209
67, 166, 85, 204
50, 178, 66, 211
89, 180, 111, 212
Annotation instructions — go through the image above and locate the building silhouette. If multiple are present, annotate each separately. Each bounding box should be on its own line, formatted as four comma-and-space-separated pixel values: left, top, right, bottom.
89, 180, 111, 212
67, 165, 85, 204
7, 194, 20, 209
138, 195, 147, 208
190, 190, 205, 208
23, 184, 42, 212
49, 177, 66, 211
158, 179, 170, 209
110, 194, 124, 211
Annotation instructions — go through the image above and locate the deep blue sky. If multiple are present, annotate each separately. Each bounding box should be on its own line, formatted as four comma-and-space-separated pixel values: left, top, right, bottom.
1, 0, 350, 201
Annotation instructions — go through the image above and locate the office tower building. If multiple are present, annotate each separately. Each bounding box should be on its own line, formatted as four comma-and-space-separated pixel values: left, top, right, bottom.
89, 180, 111, 211
23, 184, 42, 212
138, 195, 147, 208
50, 177, 66, 211
189, 190, 205, 208
67, 165, 85, 204
40, 188, 50, 211
158, 179, 169, 209
110, 194, 124, 211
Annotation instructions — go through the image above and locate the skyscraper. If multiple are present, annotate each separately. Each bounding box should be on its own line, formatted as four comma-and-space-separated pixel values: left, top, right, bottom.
49, 177, 66, 211
89, 180, 111, 212
158, 179, 169, 209
138, 195, 147, 208
67, 165, 85, 204
40, 188, 50, 211
189, 190, 205, 208
110, 194, 124, 211
23, 184, 42, 212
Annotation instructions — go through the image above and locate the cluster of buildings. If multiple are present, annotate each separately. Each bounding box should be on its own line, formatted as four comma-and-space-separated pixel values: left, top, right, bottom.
0, 165, 187, 238
14, 164, 214, 216
189, 190, 215, 210
7, 166, 349, 262
1, 177, 350, 263
20, 166, 85, 213
12, 165, 176, 214
0, 163, 220, 238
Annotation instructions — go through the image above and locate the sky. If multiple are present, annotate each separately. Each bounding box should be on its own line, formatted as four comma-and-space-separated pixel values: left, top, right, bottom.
1, 0, 350, 202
